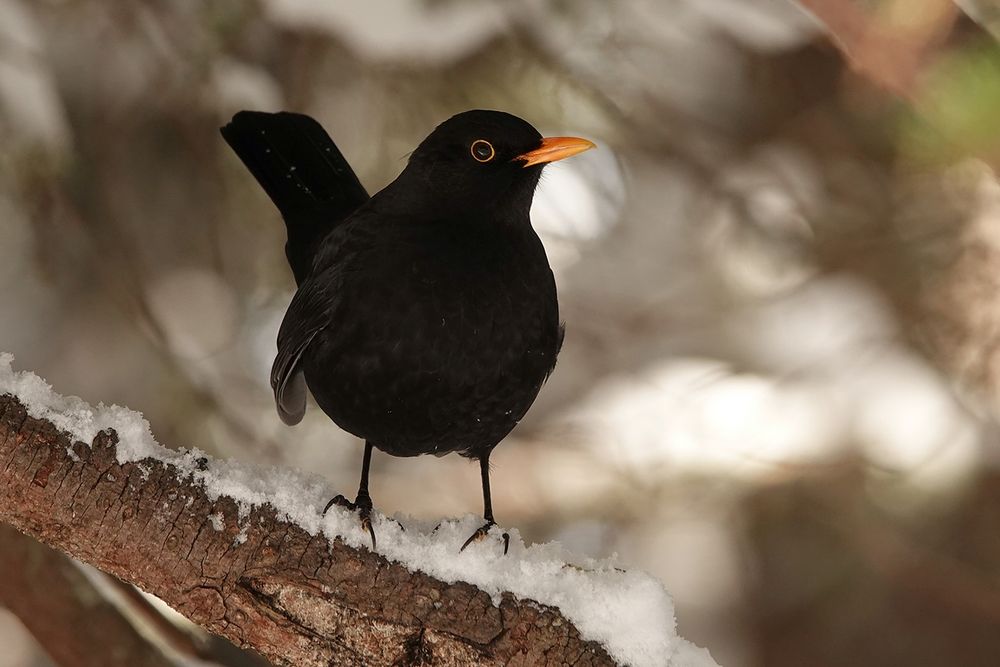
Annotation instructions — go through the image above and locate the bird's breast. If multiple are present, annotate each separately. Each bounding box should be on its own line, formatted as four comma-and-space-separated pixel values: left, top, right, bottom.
303, 221, 560, 455
358, 229, 557, 376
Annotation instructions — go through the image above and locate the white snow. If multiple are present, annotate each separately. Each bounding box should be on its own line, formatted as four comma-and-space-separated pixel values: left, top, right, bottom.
0, 353, 718, 667
208, 512, 225, 532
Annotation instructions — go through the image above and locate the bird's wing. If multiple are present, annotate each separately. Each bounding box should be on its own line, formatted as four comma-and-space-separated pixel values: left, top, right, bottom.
220, 111, 370, 285
269, 273, 339, 425
270, 332, 316, 426
268, 204, 380, 425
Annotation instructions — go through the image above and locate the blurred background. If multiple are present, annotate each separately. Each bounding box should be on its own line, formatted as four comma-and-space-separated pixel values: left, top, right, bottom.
3, 0, 1000, 665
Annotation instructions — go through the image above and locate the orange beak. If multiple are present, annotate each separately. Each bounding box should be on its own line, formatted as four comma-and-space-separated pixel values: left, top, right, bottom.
516, 136, 596, 167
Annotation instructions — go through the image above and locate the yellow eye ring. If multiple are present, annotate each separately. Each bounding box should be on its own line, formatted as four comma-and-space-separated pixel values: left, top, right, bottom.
471, 139, 495, 162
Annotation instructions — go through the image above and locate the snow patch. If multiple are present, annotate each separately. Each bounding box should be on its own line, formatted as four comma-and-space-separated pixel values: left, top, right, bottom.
208, 513, 225, 532
0, 353, 718, 667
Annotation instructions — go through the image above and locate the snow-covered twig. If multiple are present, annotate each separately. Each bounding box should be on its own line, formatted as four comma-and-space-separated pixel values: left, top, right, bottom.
0, 395, 613, 666
0, 356, 718, 667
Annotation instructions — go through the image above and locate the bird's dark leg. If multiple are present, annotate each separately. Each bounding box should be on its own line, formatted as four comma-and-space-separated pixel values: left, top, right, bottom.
323, 441, 376, 549
460, 454, 510, 554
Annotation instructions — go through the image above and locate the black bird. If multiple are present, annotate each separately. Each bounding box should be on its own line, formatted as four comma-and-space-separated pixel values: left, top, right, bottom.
220, 109, 594, 551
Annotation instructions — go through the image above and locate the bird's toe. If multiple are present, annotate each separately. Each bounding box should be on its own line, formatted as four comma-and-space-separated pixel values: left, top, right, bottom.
460, 521, 509, 555
322, 492, 378, 550
353, 493, 376, 550
322, 494, 354, 515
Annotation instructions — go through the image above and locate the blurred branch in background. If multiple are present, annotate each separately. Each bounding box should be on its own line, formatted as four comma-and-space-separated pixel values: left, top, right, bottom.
0, 523, 269, 667
798, 0, 959, 97
0, 525, 179, 667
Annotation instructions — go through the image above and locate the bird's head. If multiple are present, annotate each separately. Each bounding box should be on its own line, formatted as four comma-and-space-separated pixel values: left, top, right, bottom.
401, 110, 595, 219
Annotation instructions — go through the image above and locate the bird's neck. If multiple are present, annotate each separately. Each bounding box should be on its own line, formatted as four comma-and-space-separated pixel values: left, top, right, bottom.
375, 166, 538, 228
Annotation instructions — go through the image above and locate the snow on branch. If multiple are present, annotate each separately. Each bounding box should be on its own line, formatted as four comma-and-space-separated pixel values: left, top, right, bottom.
0, 354, 717, 667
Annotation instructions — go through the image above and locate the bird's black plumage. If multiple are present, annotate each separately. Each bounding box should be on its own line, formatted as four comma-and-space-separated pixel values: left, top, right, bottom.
220, 111, 368, 285
221, 109, 593, 549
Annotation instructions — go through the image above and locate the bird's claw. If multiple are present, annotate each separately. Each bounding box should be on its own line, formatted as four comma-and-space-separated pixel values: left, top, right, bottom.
460, 521, 510, 555
322, 492, 377, 551
322, 494, 353, 514
359, 512, 376, 550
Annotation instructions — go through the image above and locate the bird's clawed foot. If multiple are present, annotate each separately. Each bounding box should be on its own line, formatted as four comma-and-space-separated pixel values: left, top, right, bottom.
323, 492, 376, 550
460, 521, 510, 555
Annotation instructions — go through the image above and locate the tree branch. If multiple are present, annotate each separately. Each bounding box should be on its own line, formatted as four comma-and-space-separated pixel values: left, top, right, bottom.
0, 393, 615, 666
0, 523, 179, 667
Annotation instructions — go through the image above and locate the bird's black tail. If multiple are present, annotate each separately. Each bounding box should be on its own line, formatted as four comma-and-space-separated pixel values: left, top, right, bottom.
220, 111, 369, 284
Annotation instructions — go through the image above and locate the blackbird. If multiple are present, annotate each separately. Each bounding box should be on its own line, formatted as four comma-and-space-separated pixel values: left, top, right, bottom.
220, 109, 594, 551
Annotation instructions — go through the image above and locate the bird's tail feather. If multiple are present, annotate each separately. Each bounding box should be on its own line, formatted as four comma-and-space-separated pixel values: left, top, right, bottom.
220, 111, 369, 283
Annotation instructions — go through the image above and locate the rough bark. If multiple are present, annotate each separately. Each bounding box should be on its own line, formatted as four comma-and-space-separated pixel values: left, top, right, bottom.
0, 394, 615, 667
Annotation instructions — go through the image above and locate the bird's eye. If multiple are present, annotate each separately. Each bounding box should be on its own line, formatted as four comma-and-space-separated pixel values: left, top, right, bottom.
470, 139, 495, 163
